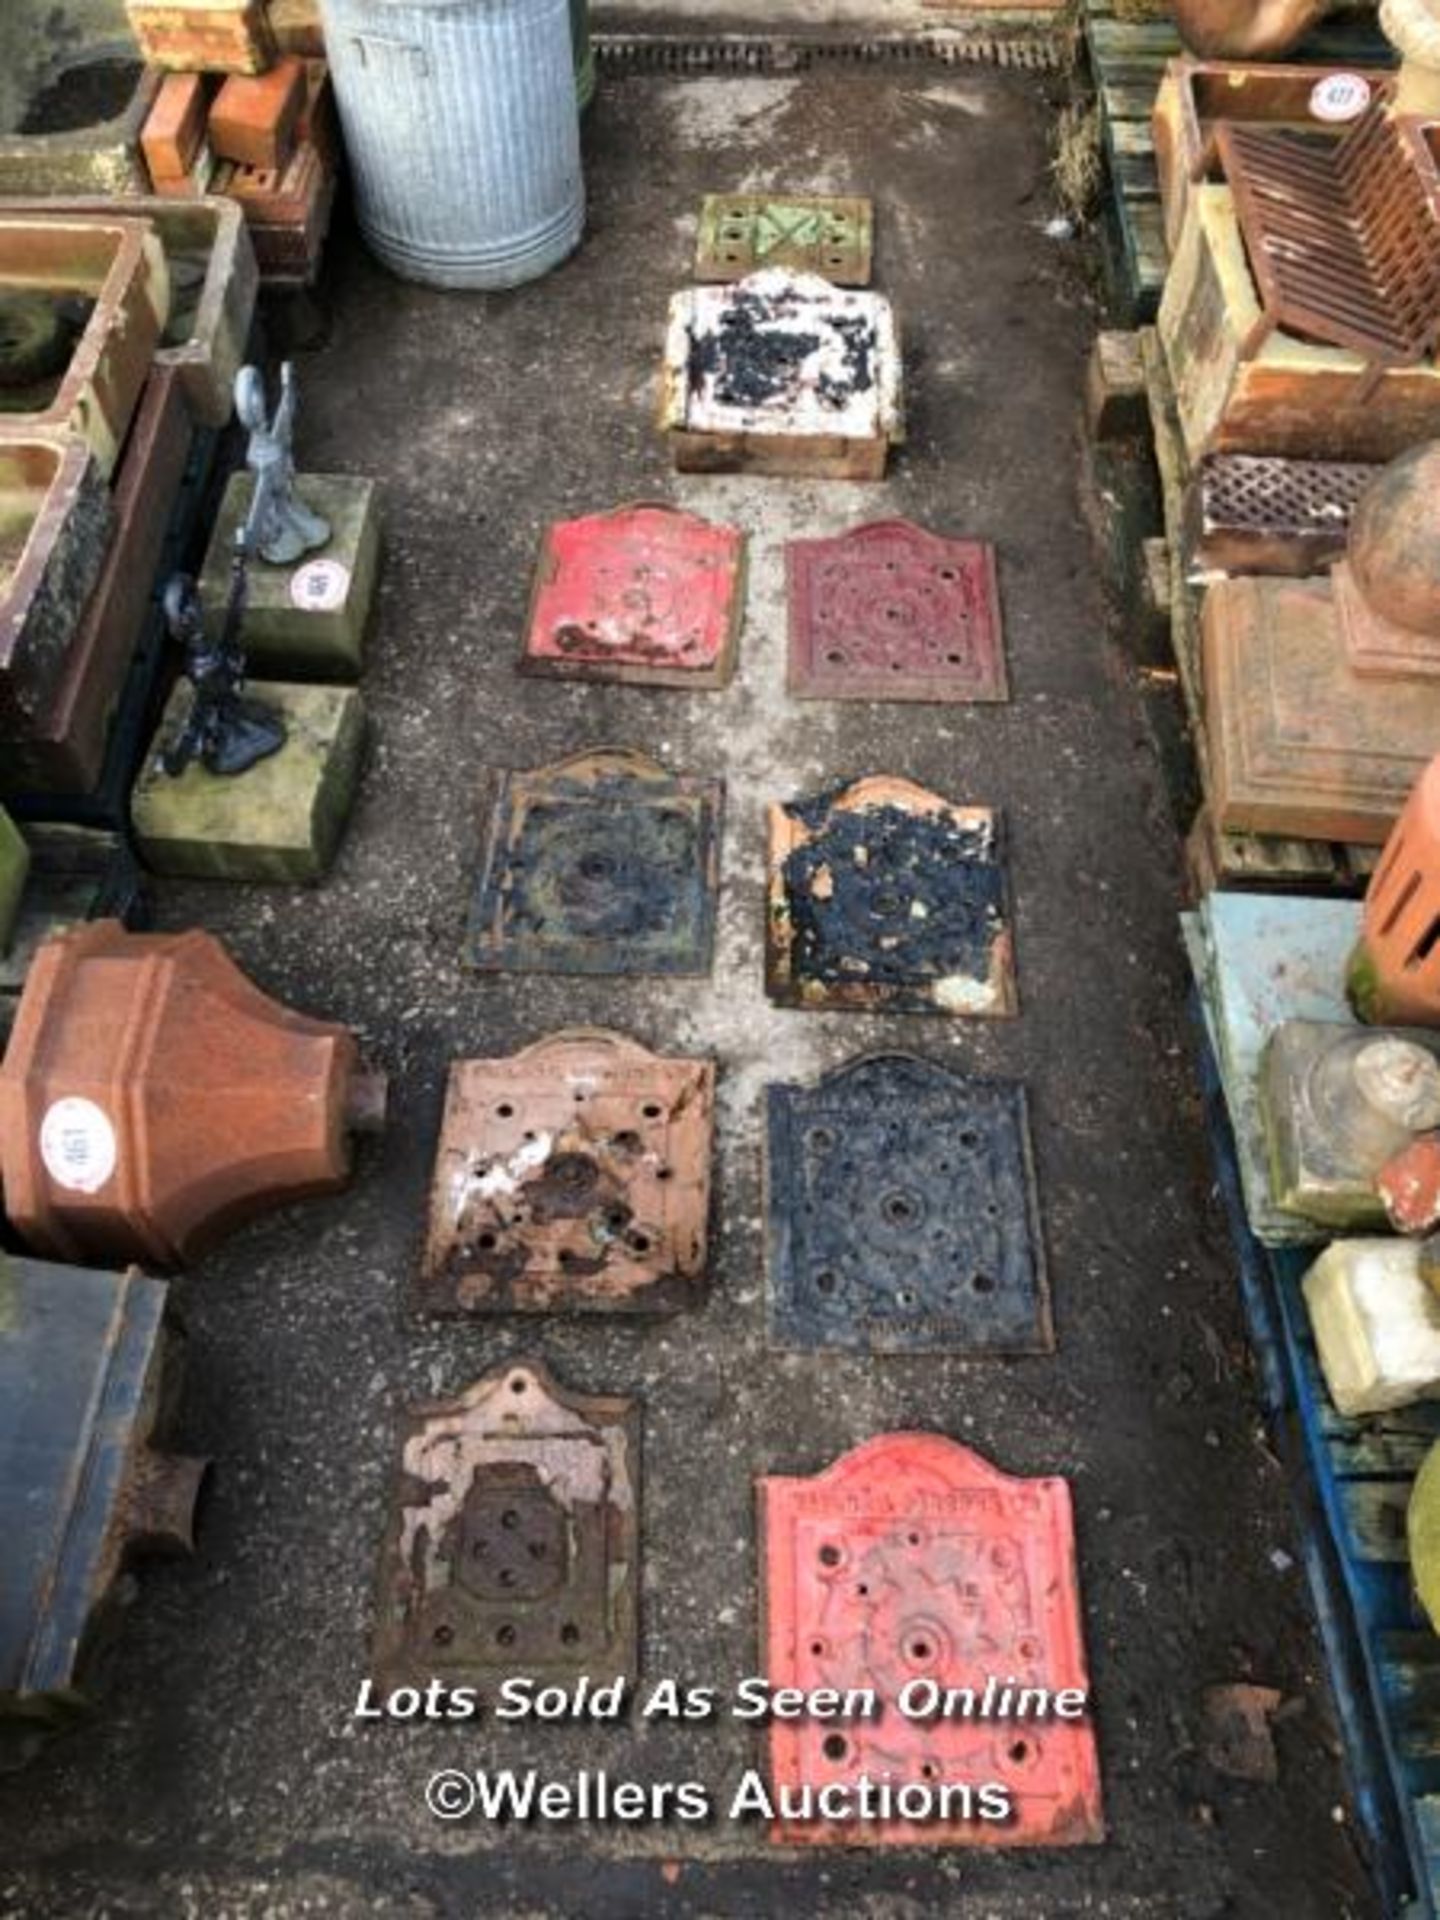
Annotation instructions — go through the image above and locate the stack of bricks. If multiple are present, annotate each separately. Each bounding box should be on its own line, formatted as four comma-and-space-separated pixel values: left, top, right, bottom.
128, 3, 336, 285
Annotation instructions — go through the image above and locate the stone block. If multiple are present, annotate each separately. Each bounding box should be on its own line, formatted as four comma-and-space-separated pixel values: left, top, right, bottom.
0, 806, 29, 951
0, 437, 111, 735
1303, 1238, 1440, 1416
199, 472, 379, 679
131, 680, 365, 884
0, 214, 170, 477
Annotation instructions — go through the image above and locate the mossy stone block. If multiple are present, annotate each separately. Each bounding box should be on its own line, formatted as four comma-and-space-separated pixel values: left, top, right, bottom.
0, 806, 31, 951
132, 681, 365, 884
200, 473, 380, 681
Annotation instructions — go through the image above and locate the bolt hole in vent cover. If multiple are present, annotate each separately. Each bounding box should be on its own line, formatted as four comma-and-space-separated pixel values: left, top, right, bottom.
758, 1434, 1103, 1847
787, 520, 1006, 703
766, 774, 1015, 1015
695, 194, 874, 285
372, 1360, 638, 1689
765, 1053, 1050, 1353
519, 504, 746, 690
467, 749, 722, 976
417, 1029, 714, 1315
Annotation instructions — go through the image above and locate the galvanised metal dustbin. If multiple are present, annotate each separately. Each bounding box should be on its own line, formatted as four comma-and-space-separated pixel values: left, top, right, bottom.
318, 0, 583, 289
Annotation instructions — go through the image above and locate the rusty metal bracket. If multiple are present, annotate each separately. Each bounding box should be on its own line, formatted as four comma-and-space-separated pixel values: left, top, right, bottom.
759, 1433, 1104, 1848
695, 194, 874, 285
373, 1359, 639, 1689
765, 1053, 1051, 1354
417, 1029, 714, 1315
787, 521, 1006, 704
766, 775, 1015, 1016
519, 504, 746, 689
467, 749, 722, 977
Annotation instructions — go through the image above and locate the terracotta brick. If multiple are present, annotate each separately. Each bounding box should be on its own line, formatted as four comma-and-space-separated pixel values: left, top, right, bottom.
209, 57, 306, 172
125, 1, 276, 75
141, 71, 210, 184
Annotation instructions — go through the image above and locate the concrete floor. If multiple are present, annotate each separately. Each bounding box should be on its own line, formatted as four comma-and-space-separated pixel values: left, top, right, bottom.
1, 64, 1381, 1920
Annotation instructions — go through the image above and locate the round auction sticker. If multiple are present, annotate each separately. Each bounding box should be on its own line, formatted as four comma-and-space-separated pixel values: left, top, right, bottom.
40, 1096, 117, 1194
290, 557, 351, 612
1309, 72, 1371, 123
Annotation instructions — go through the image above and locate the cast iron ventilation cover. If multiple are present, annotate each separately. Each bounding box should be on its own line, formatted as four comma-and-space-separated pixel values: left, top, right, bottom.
695, 194, 873, 285
765, 1052, 1050, 1354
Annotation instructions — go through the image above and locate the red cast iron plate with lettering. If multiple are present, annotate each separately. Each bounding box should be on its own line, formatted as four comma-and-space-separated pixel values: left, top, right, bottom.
787, 521, 1006, 704
758, 1433, 1103, 1847
520, 504, 745, 689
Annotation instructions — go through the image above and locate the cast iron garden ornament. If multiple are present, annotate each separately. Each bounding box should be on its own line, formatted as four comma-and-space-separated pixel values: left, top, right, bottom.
160, 537, 286, 778
235, 360, 331, 567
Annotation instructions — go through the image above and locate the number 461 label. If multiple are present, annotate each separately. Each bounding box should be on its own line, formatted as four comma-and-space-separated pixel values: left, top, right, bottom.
1309, 73, 1372, 123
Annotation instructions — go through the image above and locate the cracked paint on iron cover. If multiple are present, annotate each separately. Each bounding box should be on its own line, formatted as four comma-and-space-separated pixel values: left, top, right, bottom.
765, 1053, 1050, 1355
766, 774, 1015, 1016
417, 1028, 714, 1316
373, 1359, 639, 1690
467, 748, 722, 976
787, 520, 1006, 704
758, 1433, 1104, 1849
695, 194, 874, 286
519, 504, 746, 690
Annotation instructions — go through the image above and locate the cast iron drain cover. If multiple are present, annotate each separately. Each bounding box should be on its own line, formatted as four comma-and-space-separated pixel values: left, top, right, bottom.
468, 749, 722, 976
787, 520, 1006, 703
373, 1360, 639, 1689
695, 193, 874, 285
765, 1053, 1050, 1354
519, 504, 746, 689
766, 774, 1015, 1015
418, 1029, 714, 1315
759, 1434, 1104, 1848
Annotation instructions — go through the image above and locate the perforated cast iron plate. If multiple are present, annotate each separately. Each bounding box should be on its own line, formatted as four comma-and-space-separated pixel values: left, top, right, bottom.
1190, 453, 1374, 578
787, 521, 1006, 703
519, 504, 746, 689
468, 749, 722, 976
417, 1029, 714, 1315
766, 775, 1016, 1015
373, 1360, 639, 1688
759, 1434, 1104, 1848
695, 193, 873, 285
765, 1053, 1050, 1354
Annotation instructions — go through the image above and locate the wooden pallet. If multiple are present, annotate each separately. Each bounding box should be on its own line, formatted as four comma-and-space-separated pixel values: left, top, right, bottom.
1139, 325, 1377, 894
1082, 0, 1399, 321
1198, 1015, 1440, 1918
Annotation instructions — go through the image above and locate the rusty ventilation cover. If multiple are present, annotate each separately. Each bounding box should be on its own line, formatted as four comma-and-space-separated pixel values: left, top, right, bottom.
1189, 452, 1375, 577
417, 1029, 714, 1316
787, 521, 1007, 704
1217, 107, 1440, 387
695, 194, 874, 285
373, 1360, 639, 1690
758, 1434, 1104, 1848
0, 920, 385, 1268
766, 775, 1015, 1016
519, 504, 746, 689
765, 1054, 1051, 1354
467, 749, 722, 977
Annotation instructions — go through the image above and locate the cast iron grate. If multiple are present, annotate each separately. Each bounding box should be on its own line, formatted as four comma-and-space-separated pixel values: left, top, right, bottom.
373, 1361, 639, 1689
696, 194, 873, 284
594, 31, 1063, 75
766, 774, 1015, 1015
787, 519, 1006, 703
1217, 106, 1440, 389
1189, 452, 1375, 574
467, 748, 722, 976
765, 1052, 1050, 1354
